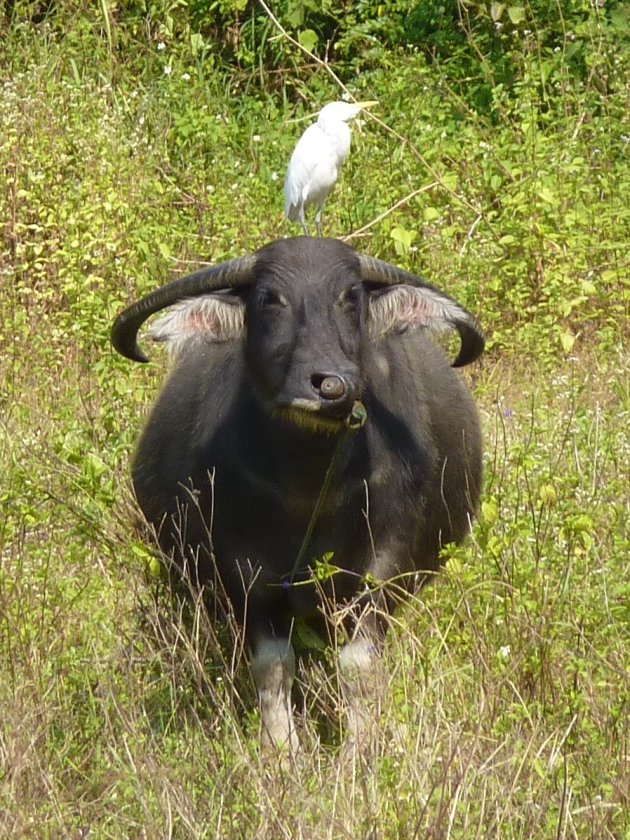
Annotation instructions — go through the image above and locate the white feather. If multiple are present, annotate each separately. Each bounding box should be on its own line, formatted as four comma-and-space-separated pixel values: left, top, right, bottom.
284, 100, 377, 235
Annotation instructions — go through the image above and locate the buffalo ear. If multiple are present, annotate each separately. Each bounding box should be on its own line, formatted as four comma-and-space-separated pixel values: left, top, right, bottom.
370, 284, 472, 338
369, 284, 470, 338
147, 294, 245, 358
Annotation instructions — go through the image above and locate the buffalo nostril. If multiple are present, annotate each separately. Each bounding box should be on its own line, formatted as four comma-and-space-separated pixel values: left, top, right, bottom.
317, 375, 346, 400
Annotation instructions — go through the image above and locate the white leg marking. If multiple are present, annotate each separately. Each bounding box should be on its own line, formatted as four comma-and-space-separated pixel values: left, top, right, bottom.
339, 636, 377, 673
339, 636, 380, 749
250, 638, 299, 753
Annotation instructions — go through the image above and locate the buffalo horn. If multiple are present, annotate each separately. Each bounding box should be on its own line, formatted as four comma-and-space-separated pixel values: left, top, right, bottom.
111, 255, 256, 363
358, 255, 485, 367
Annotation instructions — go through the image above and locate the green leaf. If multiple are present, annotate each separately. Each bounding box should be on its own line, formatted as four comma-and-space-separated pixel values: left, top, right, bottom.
190, 33, 205, 56
148, 556, 162, 578
610, 7, 630, 32
442, 172, 458, 191
390, 225, 417, 258
559, 330, 576, 352
490, 3, 505, 22
423, 206, 440, 222
286, 2, 305, 27
312, 552, 341, 582
390, 225, 417, 247
293, 618, 327, 652
538, 187, 555, 204
298, 29, 319, 53
507, 6, 525, 24
482, 499, 499, 525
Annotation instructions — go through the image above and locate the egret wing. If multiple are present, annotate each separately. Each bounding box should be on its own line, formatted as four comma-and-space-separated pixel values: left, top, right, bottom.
284, 125, 337, 219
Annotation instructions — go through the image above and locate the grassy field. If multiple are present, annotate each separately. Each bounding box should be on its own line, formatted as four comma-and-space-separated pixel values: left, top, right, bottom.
1, 3, 629, 837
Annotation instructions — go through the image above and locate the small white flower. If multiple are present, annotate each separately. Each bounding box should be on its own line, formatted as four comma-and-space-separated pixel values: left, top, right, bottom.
252, 134, 261, 142
163, 65, 172, 76
270, 171, 279, 181
157, 41, 166, 51
181, 72, 191, 81
498, 645, 511, 660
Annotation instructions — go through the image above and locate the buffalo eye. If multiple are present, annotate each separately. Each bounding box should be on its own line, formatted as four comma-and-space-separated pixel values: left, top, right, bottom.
338, 285, 362, 312
257, 288, 288, 309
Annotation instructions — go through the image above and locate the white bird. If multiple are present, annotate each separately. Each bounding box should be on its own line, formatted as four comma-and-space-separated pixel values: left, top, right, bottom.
284, 100, 377, 236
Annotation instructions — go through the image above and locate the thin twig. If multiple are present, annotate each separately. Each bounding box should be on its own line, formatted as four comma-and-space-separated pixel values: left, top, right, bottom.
367, 112, 498, 239
342, 184, 439, 242
459, 213, 483, 256
256, 0, 498, 240
256, 0, 351, 98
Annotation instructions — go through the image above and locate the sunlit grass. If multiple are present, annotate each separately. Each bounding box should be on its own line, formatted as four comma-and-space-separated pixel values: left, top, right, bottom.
0, 13, 628, 837
1, 350, 627, 837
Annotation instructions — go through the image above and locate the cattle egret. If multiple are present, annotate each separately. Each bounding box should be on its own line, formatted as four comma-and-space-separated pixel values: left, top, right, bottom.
284, 100, 377, 236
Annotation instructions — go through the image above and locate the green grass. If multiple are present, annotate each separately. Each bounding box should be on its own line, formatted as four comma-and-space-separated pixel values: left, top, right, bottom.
1, 7, 628, 837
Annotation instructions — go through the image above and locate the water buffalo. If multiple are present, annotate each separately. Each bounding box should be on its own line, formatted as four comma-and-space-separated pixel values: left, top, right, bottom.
111, 236, 484, 751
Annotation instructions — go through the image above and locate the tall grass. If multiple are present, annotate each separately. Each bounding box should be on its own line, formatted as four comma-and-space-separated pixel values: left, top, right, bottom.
0, 9, 628, 837
1, 359, 627, 835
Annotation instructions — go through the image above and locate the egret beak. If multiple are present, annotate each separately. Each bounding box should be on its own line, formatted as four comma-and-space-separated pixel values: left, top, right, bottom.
353, 101, 378, 134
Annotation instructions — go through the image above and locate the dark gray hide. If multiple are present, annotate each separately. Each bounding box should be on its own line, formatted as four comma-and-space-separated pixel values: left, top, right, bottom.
112, 237, 484, 751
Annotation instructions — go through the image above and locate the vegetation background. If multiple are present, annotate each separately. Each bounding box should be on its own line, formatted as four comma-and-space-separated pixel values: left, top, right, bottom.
0, 0, 628, 836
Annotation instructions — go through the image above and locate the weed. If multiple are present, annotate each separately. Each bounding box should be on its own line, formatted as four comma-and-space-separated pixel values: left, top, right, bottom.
0, 6, 628, 837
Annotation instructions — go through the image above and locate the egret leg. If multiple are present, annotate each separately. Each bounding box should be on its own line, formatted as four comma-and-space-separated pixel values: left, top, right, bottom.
315, 206, 324, 237
298, 206, 309, 236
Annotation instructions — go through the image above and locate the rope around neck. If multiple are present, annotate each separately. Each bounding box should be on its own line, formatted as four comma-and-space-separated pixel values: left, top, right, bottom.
288, 400, 367, 584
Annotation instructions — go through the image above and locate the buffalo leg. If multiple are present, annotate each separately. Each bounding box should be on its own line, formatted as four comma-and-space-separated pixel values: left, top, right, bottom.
338, 632, 381, 749
250, 636, 299, 753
